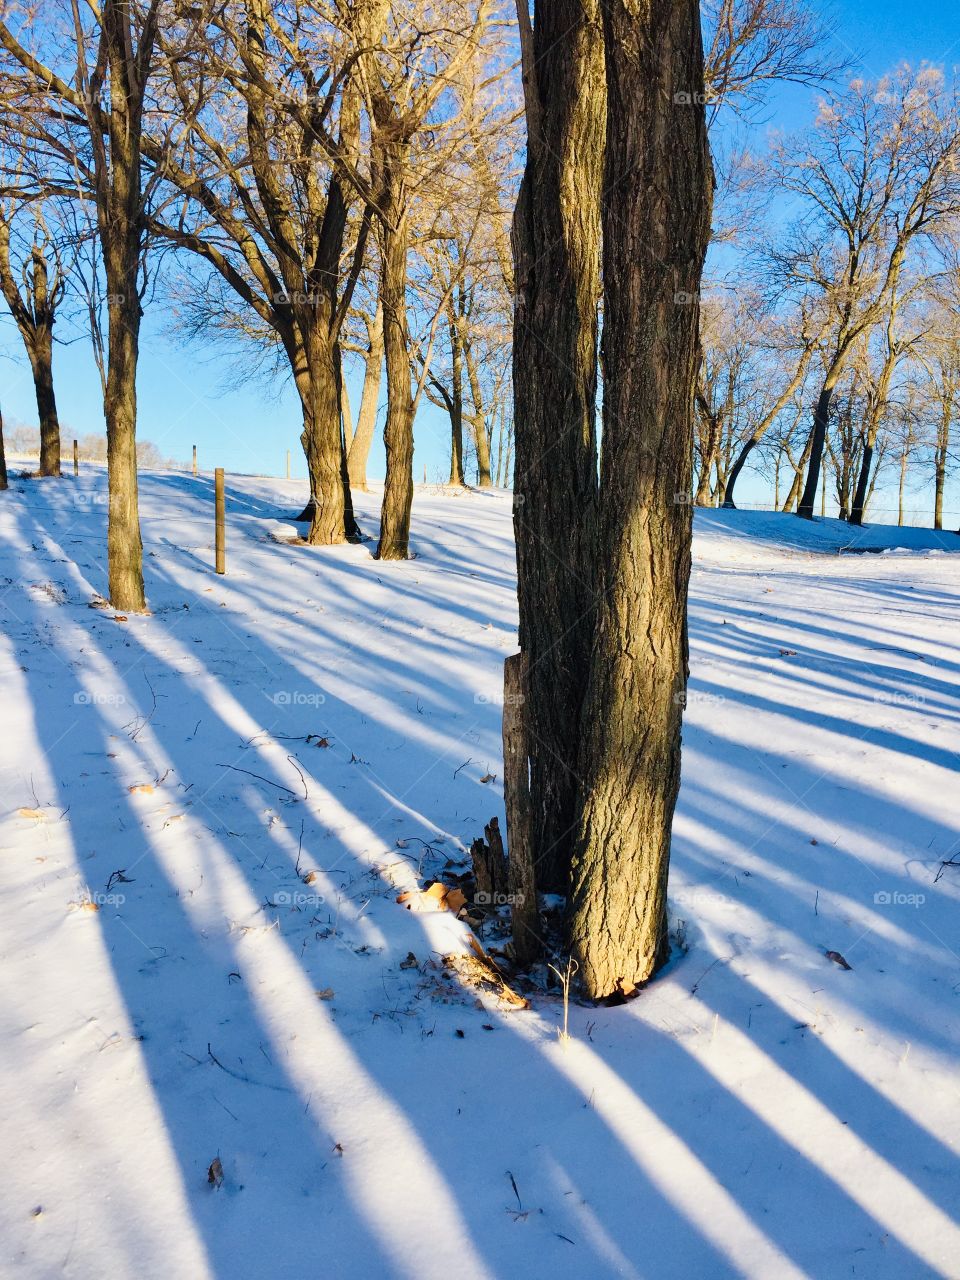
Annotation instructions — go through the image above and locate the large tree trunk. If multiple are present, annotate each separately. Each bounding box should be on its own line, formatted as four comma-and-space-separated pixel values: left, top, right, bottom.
347, 301, 383, 491
300, 327, 349, 544
566, 0, 712, 999
28, 328, 61, 477
101, 6, 147, 614
510, 0, 604, 894
103, 244, 145, 612
849, 438, 874, 527
798, 375, 839, 518
376, 146, 415, 561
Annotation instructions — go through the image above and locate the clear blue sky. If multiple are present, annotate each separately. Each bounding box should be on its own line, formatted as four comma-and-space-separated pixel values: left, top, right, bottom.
1, 1, 959, 518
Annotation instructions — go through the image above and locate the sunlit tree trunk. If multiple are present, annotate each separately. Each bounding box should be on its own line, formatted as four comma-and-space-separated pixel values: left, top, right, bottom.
511, 0, 605, 893
565, 0, 712, 998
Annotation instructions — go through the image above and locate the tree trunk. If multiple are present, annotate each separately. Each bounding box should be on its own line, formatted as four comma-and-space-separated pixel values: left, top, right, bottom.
723, 436, 755, 508
782, 430, 814, 513
502, 652, 538, 968
448, 308, 465, 486
103, 254, 145, 612
340, 348, 353, 455
849, 439, 874, 526
565, 0, 712, 999
347, 301, 384, 491
510, 0, 604, 894
101, 12, 147, 614
899, 451, 907, 526
299, 330, 349, 543
376, 145, 414, 561
0, 405, 8, 490
28, 330, 61, 477
463, 336, 492, 486
798, 376, 839, 518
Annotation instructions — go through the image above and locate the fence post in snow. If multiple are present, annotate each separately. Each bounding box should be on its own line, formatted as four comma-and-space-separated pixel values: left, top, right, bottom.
215, 467, 226, 575
73, 440, 79, 476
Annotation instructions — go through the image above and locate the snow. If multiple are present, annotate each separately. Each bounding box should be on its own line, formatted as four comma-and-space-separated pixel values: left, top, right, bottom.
1, 468, 959, 1280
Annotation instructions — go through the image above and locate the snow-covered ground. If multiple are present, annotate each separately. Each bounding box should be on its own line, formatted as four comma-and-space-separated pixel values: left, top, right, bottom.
1, 467, 958, 1280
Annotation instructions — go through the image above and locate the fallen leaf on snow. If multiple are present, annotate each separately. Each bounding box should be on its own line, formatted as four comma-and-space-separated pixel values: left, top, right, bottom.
128, 784, 154, 795
207, 1157, 224, 1188
315, 987, 335, 1000
825, 949, 852, 970
17, 807, 47, 822
397, 881, 467, 915
399, 952, 418, 969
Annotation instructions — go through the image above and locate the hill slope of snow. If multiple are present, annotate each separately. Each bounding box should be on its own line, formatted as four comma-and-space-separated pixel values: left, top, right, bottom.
1, 469, 958, 1279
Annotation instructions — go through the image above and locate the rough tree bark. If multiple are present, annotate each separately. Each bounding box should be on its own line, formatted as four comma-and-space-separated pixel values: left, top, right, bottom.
565, 0, 713, 999
510, 0, 604, 894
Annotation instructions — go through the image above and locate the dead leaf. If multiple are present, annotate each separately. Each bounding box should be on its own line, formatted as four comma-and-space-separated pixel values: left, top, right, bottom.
17, 807, 47, 822
68, 899, 100, 915
207, 1157, 224, 1188
128, 784, 154, 795
479, 773, 496, 785
825, 950, 852, 970
333, 1142, 344, 1157
399, 952, 418, 969
397, 882, 467, 915
303, 870, 319, 885
113, 615, 128, 623
315, 987, 335, 1001
779, 648, 797, 657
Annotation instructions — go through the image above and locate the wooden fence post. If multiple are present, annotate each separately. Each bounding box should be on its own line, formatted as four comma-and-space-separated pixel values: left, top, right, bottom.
73, 440, 79, 476
503, 652, 538, 966
215, 467, 226, 574
193, 444, 198, 477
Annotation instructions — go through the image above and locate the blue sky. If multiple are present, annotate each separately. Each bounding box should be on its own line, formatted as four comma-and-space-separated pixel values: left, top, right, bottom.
1, 2, 959, 520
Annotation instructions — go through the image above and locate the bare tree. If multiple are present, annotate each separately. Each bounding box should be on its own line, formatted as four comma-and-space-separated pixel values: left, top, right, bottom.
0, 203, 65, 475
0, 0, 207, 609
770, 70, 960, 519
